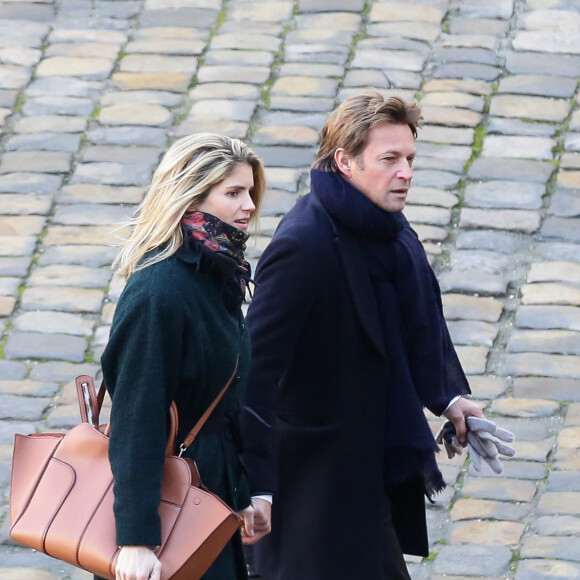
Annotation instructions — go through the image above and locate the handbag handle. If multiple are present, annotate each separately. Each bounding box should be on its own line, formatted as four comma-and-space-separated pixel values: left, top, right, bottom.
75, 358, 239, 457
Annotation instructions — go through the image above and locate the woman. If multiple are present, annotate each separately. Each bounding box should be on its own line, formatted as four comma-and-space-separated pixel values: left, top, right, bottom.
95, 133, 269, 580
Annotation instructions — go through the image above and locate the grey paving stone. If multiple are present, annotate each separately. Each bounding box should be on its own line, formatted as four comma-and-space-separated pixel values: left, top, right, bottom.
258, 189, 299, 216
81, 145, 161, 166
0, 171, 62, 193
0, 236, 37, 257
253, 146, 317, 169
460, 208, 541, 234
516, 305, 580, 332
513, 377, 580, 402
464, 180, 544, 210
411, 169, 460, 188
458, 0, 514, 19
26, 77, 104, 98
482, 135, 555, 161
505, 51, 580, 77
259, 111, 327, 131
548, 189, 580, 218
432, 62, 500, 81
14, 115, 87, 134
449, 249, 514, 275
358, 36, 431, 56
546, 472, 580, 492
449, 17, 509, 35
447, 320, 498, 347
189, 83, 261, 102
0, 394, 53, 422
508, 329, 580, 355
4, 332, 88, 362
454, 229, 523, 254
37, 245, 118, 267
285, 28, 353, 47
28, 264, 111, 288
0, 151, 72, 174
487, 118, 558, 137
515, 558, 580, 579
466, 460, 547, 481
268, 96, 334, 112
501, 352, 580, 379
351, 49, 425, 72
541, 217, 580, 243
58, 183, 144, 204
285, 47, 348, 65
432, 47, 497, 66
367, 22, 441, 42
204, 49, 275, 67
468, 158, 554, 183
211, 32, 281, 52
498, 75, 578, 99
433, 545, 512, 577
4, 133, 82, 152
52, 203, 133, 226
0, 4, 55, 21
21, 286, 104, 313
139, 8, 218, 28
28, 361, 98, 383
0, 256, 30, 276
0, 89, 17, 107
442, 294, 503, 323
534, 241, 580, 263
298, 0, 365, 12
21, 96, 94, 117
70, 162, 152, 186
531, 515, 580, 535
13, 311, 94, 337
86, 126, 168, 147
438, 270, 508, 295
0, 360, 27, 380
521, 536, 580, 563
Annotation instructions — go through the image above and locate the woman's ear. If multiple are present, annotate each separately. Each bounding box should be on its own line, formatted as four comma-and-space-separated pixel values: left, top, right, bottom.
334, 148, 352, 178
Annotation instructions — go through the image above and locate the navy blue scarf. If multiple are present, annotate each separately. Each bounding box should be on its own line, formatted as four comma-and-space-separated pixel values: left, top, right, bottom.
312, 170, 470, 497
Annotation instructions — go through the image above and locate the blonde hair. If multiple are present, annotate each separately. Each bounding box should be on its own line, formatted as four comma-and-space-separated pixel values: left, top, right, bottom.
313, 91, 422, 173
113, 133, 265, 279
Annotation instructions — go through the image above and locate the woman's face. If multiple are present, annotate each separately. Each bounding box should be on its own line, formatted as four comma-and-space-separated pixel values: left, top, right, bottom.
196, 163, 256, 230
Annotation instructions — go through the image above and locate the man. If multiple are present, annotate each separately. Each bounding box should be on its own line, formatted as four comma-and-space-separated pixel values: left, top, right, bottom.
241, 91, 484, 580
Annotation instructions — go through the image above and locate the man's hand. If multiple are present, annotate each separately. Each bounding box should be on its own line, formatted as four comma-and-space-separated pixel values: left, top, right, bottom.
442, 397, 485, 446
241, 498, 272, 545
115, 545, 161, 580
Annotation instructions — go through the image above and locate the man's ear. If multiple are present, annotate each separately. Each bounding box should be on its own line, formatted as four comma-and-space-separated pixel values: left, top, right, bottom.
334, 148, 352, 177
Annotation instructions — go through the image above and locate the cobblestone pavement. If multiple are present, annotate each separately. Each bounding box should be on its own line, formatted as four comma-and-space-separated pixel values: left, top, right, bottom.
1, 0, 579, 578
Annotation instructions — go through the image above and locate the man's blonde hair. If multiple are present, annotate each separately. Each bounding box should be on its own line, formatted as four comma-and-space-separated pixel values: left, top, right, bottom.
113, 133, 265, 279
313, 91, 422, 173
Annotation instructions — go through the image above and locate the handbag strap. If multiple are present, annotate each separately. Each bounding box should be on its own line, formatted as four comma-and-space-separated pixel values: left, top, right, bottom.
177, 358, 239, 456
75, 358, 239, 457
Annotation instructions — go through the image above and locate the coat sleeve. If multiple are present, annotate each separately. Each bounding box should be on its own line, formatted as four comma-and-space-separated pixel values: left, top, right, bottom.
241, 233, 321, 494
101, 288, 185, 547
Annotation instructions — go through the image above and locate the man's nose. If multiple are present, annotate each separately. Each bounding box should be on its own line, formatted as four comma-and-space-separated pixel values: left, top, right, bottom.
398, 160, 413, 180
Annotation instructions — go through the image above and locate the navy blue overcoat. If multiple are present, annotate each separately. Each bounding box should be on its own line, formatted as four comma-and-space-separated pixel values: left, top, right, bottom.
241, 191, 433, 580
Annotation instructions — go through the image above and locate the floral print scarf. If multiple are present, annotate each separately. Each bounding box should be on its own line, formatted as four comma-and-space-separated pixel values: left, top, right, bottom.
181, 211, 251, 293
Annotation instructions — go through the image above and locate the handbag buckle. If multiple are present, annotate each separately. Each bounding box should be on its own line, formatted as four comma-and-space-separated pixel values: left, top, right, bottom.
178, 443, 187, 457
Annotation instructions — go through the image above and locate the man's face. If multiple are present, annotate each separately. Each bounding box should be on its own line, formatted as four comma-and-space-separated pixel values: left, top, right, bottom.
344, 122, 416, 213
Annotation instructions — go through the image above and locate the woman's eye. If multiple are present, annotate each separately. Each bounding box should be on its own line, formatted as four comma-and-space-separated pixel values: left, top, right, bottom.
227, 191, 239, 197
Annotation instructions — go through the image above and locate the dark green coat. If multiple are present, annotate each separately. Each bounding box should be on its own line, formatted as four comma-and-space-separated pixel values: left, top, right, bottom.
101, 240, 251, 580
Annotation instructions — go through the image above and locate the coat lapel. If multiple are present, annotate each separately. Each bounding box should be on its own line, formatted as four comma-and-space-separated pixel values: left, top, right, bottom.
310, 193, 386, 359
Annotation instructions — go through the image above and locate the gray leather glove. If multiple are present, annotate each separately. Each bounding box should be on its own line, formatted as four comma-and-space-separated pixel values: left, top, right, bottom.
435, 417, 515, 474
466, 416, 515, 474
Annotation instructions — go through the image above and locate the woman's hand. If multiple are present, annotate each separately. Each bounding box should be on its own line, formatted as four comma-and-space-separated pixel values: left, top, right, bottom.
115, 545, 161, 580
240, 497, 272, 546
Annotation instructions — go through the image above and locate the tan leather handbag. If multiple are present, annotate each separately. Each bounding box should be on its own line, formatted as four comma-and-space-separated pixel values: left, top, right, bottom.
10, 368, 242, 580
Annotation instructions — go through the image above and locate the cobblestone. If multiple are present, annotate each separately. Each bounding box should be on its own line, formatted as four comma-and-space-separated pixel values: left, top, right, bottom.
1, 1, 579, 579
